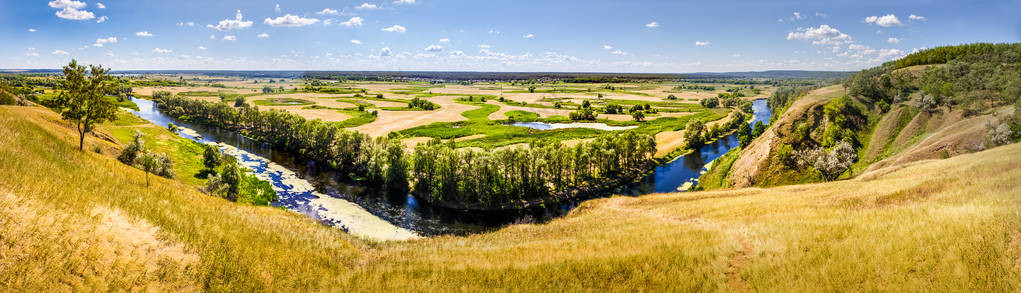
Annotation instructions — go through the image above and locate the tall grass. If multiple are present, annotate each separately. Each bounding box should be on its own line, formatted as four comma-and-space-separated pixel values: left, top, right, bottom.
1, 105, 1019, 291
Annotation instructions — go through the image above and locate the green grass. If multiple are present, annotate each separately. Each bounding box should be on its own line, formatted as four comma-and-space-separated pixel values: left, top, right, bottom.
505, 110, 539, 122
695, 147, 741, 190
100, 111, 209, 187
251, 98, 315, 106
335, 110, 378, 128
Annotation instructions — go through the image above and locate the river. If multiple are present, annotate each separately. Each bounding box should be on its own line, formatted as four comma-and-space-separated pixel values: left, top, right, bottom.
126, 98, 770, 238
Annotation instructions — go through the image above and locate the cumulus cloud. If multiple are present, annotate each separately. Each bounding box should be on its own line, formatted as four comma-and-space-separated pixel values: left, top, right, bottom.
52, 50, 69, 55
478, 44, 490, 49
603, 45, 613, 50
49, 0, 84, 9
274, 3, 281, 13
439, 38, 450, 43
341, 16, 363, 26
317, 8, 339, 15
198, 46, 207, 50
265, 14, 320, 27
695, 41, 710, 46
258, 33, 269, 38
214, 10, 253, 31
25, 48, 40, 57
356, 3, 378, 10
523, 34, 534, 39
350, 39, 362, 45
887, 37, 901, 44
394, 0, 416, 4
223, 35, 237, 41
379, 47, 392, 57
209, 34, 216, 40
152, 48, 173, 54
611, 50, 627, 56
425, 44, 443, 52
449, 50, 464, 56
909, 14, 927, 21
52, 0, 95, 21
28, 28, 37, 32
786, 25, 852, 46
95, 16, 107, 23
381, 25, 406, 32
96, 2, 105, 9
865, 14, 902, 27
645, 21, 659, 28
136, 31, 153, 37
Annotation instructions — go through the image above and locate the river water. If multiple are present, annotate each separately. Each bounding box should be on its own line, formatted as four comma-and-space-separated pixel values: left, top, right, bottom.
126, 98, 770, 237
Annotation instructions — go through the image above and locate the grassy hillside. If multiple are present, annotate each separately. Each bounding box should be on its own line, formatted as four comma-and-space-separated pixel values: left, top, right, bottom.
1, 105, 1019, 291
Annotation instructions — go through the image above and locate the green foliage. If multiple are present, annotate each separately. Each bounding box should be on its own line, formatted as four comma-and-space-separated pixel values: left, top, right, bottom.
569, 108, 598, 121
54, 60, 119, 151
685, 119, 705, 148
891, 43, 1021, 69
118, 130, 146, 164
631, 111, 645, 122
505, 110, 539, 122
408, 97, 438, 110
700, 97, 719, 108
203, 144, 223, 170
603, 103, 623, 114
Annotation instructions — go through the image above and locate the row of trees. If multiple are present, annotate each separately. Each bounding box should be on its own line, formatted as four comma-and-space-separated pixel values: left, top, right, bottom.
154, 93, 658, 209
411, 132, 656, 207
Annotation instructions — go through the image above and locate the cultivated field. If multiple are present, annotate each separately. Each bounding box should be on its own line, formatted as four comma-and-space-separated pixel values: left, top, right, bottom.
129, 74, 771, 155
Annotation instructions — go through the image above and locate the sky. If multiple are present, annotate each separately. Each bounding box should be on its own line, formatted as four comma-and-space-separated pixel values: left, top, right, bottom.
1, 0, 1019, 72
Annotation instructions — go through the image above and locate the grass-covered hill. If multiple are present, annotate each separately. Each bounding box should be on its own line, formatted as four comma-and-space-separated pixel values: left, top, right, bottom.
2, 100, 1020, 290
718, 43, 1021, 187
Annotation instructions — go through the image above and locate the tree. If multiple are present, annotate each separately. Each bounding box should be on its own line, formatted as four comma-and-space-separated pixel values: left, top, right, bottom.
55, 60, 118, 151
685, 119, 706, 148
118, 130, 146, 164
203, 144, 223, 170
632, 111, 645, 122
135, 152, 158, 187
753, 121, 766, 137
667, 94, 678, 100
234, 96, 247, 107
528, 86, 536, 93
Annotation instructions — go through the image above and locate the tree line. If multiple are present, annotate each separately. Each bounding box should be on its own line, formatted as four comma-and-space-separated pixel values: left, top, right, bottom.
153, 93, 658, 209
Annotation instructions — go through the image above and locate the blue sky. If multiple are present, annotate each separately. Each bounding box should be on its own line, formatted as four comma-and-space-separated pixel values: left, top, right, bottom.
2, 0, 1019, 72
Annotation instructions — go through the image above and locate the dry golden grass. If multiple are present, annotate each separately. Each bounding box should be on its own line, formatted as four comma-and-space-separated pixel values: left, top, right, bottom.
1, 105, 1019, 291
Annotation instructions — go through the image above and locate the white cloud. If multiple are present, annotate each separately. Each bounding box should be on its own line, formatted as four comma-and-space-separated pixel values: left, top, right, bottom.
425, 44, 443, 52
341, 16, 363, 26
350, 39, 362, 45
910, 47, 928, 54
197, 46, 207, 50
449, 50, 464, 57
54, 6, 95, 20
105, 51, 114, 57
886, 37, 901, 44
93, 43, 103, 47
51, 50, 69, 55
815, 12, 828, 18
274, 3, 281, 13
96, 2, 105, 9
394, 0, 416, 4
439, 38, 450, 43
523, 34, 534, 39
258, 33, 270, 38
136, 31, 153, 37
96, 37, 117, 44
214, 10, 253, 31
49, 0, 85, 9
792, 12, 803, 20
611, 50, 627, 56
209, 34, 216, 40
695, 41, 710, 46
381, 25, 406, 32
316, 8, 339, 15
909, 14, 927, 21
187, 22, 195, 26
356, 3, 379, 10
379, 47, 393, 57
786, 25, 852, 46
28, 28, 37, 32
603, 45, 613, 50
865, 14, 902, 27
152, 48, 173, 54
478, 44, 490, 49
264, 14, 320, 27
95, 16, 107, 23
645, 21, 659, 28
223, 35, 237, 41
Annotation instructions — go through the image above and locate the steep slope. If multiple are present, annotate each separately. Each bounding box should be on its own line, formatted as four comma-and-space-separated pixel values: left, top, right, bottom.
1, 104, 1019, 291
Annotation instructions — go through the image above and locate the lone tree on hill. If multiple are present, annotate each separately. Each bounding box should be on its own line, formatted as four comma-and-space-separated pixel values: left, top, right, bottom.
55, 60, 118, 151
